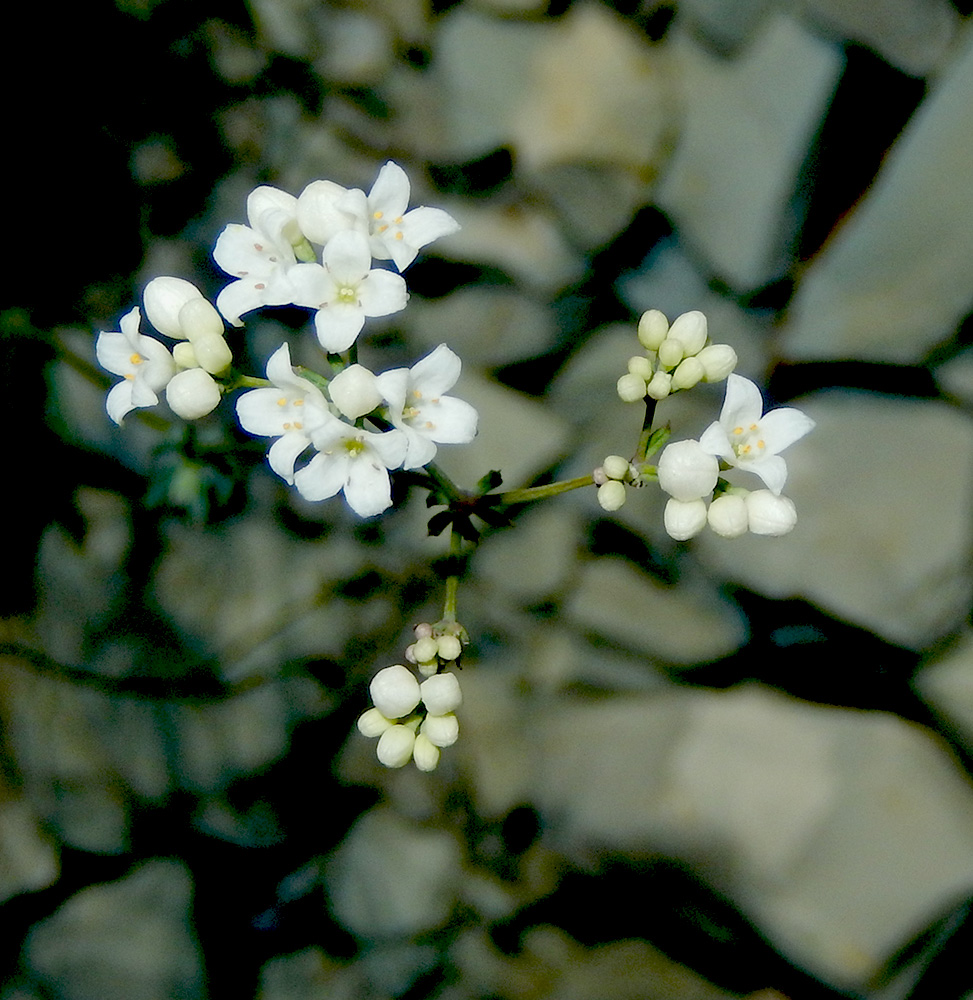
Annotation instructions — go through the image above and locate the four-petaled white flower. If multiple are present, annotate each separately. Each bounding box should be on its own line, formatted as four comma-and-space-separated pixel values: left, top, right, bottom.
235, 343, 333, 485
288, 230, 409, 353
699, 374, 815, 494
293, 417, 407, 517
375, 344, 478, 469
96, 307, 176, 425
213, 186, 305, 327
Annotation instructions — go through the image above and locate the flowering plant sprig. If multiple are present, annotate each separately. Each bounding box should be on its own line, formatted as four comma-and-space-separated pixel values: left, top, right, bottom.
94, 161, 815, 774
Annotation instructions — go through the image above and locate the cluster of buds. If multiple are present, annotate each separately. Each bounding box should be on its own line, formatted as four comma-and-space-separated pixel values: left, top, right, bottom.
617, 309, 737, 403
593, 454, 639, 512
357, 622, 467, 771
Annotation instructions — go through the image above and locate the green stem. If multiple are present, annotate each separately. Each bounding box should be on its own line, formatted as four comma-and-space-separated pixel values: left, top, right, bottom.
442, 526, 462, 624
494, 475, 594, 506
635, 396, 658, 463
423, 462, 464, 503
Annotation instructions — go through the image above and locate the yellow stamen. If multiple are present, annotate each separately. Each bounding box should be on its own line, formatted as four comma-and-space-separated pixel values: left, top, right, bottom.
277, 397, 287, 407
733, 426, 743, 436
130, 353, 143, 365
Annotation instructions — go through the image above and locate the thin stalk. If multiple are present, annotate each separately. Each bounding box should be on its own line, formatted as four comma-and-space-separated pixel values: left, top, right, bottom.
494, 475, 594, 506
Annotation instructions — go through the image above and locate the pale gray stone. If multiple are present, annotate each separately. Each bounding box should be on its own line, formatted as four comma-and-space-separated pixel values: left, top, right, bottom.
656, 13, 842, 291
564, 557, 748, 664
782, 28, 973, 362
696, 390, 973, 648
326, 806, 463, 938
24, 860, 204, 1000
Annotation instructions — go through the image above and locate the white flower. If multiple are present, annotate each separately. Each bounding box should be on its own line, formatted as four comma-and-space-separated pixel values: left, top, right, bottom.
288, 231, 408, 353
142, 277, 232, 374
165, 368, 221, 419
657, 439, 719, 502
213, 186, 305, 327
746, 489, 798, 535
297, 161, 460, 272
235, 343, 333, 485
363, 161, 460, 271
293, 419, 407, 517
374, 344, 478, 469
699, 374, 815, 494
96, 307, 176, 425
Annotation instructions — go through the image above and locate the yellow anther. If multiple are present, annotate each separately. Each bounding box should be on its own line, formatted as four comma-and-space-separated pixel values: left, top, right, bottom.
395, 232, 404, 240
124, 373, 135, 381
424, 421, 434, 429
373, 210, 384, 220
733, 426, 743, 436
283, 422, 292, 430
378, 224, 388, 233
412, 389, 423, 399
749, 423, 758, 431
277, 397, 287, 407
294, 398, 304, 406
130, 353, 143, 365
293, 421, 303, 430
757, 440, 765, 449
394, 216, 403, 224
431, 397, 440, 404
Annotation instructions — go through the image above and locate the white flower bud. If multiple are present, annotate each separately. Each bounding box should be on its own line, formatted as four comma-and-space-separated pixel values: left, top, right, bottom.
664, 498, 707, 540
165, 368, 221, 419
671, 356, 704, 391
421, 672, 462, 715
357, 707, 393, 738
172, 341, 198, 370
412, 733, 441, 772
188, 332, 232, 375
697, 343, 738, 382
247, 185, 302, 245
179, 296, 225, 343
668, 310, 708, 356
637, 309, 669, 351
412, 636, 439, 664
597, 480, 627, 512
657, 338, 684, 369
376, 725, 416, 767
436, 634, 462, 662
417, 660, 439, 677
707, 494, 749, 538
746, 490, 797, 535
329, 364, 382, 419
645, 371, 672, 400
616, 372, 647, 403
369, 664, 421, 719
592, 466, 608, 485
627, 355, 653, 380
414, 622, 434, 639
143, 276, 206, 339
421, 713, 459, 748
601, 455, 629, 480
656, 440, 719, 501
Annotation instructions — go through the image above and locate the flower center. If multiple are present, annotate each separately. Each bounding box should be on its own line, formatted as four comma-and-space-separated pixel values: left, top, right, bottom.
336, 284, 359, 305
730, 422, 766, 460
344, 437, 366, 456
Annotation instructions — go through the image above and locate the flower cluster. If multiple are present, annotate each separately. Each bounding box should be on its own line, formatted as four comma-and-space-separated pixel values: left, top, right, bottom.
657, 374, 815, 540
96, 278, 231, 424
617, 309, 737, 403
95, 161, 476, 519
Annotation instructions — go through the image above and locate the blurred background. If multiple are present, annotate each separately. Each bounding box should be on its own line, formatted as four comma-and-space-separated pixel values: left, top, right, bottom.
4, 0, 973, 997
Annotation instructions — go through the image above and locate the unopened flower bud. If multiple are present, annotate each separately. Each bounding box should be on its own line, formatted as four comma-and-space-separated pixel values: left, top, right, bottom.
597, 480, 627, 511
189, 332, 232, 375
645, 371, 672, 400
247, 185, 302, 245
617, 372, 647, 403
417, 660, 439, 677
357, 707, 393, 737
668, 310, 708, 356
412, 636, 439, 664
627, 355, 653, 380
437, 634, 462, 661
657, 440, 718, 501
165, 368, 221, 419
376, 725, 416, 767
637, 309, 669, 351
421, 672, 462, 715
602, 455, 630, 480
412, 733, 441, 772
369, 664, 421, 719
143, 276, 205, 339
664, 498, 707, 540
179, 296, 225, 343
657, 338, 684, 369
707, 494, 749, 538
746, 490, 797, 535
329, 364, 382, 419
172, 342, 198, 370
414, 623, 434, 640
592, 466, 609, 485
697, 343, 738, 382
671, 356, 704, 391
421, 713, 459, 748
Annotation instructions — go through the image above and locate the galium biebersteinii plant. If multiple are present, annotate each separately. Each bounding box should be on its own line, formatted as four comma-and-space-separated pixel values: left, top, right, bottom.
95, 162, 814, 772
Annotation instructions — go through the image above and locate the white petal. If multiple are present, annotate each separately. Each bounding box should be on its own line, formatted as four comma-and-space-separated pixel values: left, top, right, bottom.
356, 269, 409, 319
410, 343, 461, 396
313, 303, 365, 353
367, 428, 409, 470
296, 180, 367, 244
322, 230, 371, 285
374, 367, 409, 419
143, 277, 204, 338
366, 161, 410, 219
400, 427, 438, 470
294, 451, 350, 503
415, 396, 478, 444
267, 432, 312, 484
758, 407, 816, 454
698, 420, 734, 460
719, 373, 764, 430
343, 456, 393, 517
744, 454, 789, 495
